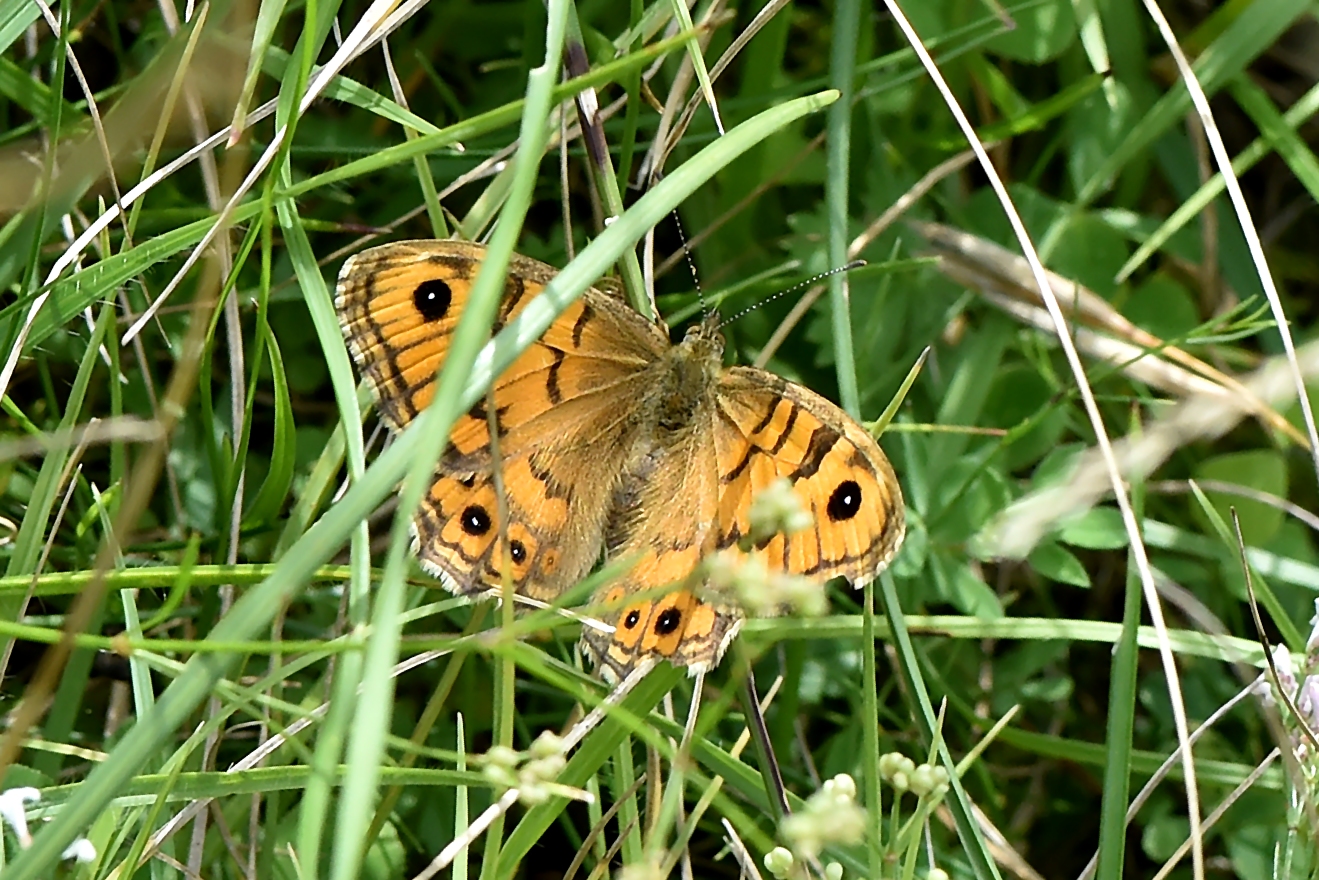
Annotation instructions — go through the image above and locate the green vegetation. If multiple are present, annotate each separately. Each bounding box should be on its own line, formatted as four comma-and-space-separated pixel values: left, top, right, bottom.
1, 0, 1316, 877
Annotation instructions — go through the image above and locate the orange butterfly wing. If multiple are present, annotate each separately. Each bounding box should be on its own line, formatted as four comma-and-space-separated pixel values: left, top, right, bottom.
336, 240, 669, 600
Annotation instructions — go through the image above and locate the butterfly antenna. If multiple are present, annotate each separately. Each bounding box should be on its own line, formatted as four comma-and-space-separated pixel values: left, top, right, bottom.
719, 260, 867, 330
670, 210, 708, 316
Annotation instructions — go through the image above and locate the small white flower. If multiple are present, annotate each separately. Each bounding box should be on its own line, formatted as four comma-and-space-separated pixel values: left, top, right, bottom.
528, 731, 564, 759
481, 734, 588, 806
908, 764, 950, 799
518, 751, 568, 805
481, 745, 521, 788
781, 773, 867, 859
1298, 676, 1319, 731
704, 550, 827, 617
0, 787, 40, 847
61, 838, 97, 863
517, 731, 568, 804
879, 753, 916, 791
825, 863, 845, 880
747, 478, 814, 546
823, 773, 857, 801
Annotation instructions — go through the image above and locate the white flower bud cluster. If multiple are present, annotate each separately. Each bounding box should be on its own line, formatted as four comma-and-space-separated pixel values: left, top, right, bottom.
763, 764, 953, 879
0, 787, 96, 863
779, 773, 867, 860
704, 551, 828, 617
878, 753, 950, 800
746, 478, 815, 546
482, 731, 585, 806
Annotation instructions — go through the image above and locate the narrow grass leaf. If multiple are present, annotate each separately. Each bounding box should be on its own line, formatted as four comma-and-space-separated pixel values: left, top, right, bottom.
1095, 475, 1144, 880
241, 324, 297, 527
827, 0, 861, 417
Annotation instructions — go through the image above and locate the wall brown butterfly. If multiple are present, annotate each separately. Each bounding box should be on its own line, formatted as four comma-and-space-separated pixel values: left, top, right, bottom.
335, 240, 905, 680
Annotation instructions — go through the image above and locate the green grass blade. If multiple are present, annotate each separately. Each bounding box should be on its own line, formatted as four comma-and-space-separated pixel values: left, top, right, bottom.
827, 0, 861, 417
879, 572, 1002, 880
240, 323, 296, 528
1096, 448, 1144, 880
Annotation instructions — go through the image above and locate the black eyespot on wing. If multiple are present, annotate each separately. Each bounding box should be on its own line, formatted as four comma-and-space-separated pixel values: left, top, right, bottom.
460, 505, 491, 535
414, 278, 453, 321
826, 480, 862, 522
624, 610, 641, 629
509, 540, 526, 564
655, 608, 682, 635
460, 475, 476, 488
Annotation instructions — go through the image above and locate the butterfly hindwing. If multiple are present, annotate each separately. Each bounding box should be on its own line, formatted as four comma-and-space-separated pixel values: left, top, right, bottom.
416, 451, 607, 601
583, 566, 743, 683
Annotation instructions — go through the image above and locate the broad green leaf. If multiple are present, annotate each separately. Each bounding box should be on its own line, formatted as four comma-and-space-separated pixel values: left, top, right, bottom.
1028, 539, 1092, 588
1122, 273, 1199, 341
1057, 506, 1129, 550
1193, 449, 1288, 546
986, 0, 1077, 63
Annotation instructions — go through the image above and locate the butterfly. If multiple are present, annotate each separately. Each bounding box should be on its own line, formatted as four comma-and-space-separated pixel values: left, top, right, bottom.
335, 239, 905, 681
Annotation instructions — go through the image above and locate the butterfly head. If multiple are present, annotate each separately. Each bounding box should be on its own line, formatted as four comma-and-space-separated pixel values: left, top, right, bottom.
679, 312, 725, 358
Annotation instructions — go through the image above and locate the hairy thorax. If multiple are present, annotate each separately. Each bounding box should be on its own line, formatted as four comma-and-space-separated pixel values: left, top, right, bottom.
650, 321, 724, 436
